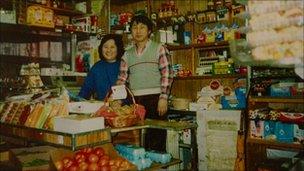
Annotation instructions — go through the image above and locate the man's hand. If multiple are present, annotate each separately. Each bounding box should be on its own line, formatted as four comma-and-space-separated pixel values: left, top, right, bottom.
157, 98, 168, 116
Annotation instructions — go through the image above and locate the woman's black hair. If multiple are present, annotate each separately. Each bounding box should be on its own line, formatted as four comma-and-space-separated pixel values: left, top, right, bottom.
130, 15, 153, 35
98, 34, 124, 61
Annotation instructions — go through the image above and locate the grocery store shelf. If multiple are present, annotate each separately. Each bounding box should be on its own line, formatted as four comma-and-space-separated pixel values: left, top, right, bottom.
174, 73, 247, 80
0, 55, 64, 66
247, 137, 304, 150
0, 123, 111, 151
249, 96, 304, 103
0, 23, 93, 42
167, 41, 229, 51
144, 158, 182, 171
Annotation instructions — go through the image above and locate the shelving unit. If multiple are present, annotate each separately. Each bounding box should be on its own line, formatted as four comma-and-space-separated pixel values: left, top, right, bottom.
249, 96, 304, 104
166, 41, 229, 51
174, 73, 246, 80
246, 138, 303, 150
245, 67, 304, 171
25, 2, 85, 17
0, 0, 94, 99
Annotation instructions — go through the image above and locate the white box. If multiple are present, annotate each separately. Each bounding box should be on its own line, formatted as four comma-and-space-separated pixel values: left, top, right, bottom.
54, 115, 105, 134
0, 10, 16, 24
68, 101, 104, 114
159, 30, 167, 43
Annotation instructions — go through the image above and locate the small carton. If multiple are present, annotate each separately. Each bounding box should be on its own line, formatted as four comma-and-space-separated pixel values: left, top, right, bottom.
0, 150, 10, 162
0, 150, 21, 170
54, 114, 105, 134
10, 146, 56, 171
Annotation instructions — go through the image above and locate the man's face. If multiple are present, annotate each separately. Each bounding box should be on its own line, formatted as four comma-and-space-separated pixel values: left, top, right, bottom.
131, 22, 150, 43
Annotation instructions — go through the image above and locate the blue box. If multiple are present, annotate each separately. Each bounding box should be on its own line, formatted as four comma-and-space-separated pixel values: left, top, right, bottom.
264, 120, 276, 139
269, 83, 293, 97
221, 88, 246, 109
275, 122, 294, 143
183, 31, 191, 45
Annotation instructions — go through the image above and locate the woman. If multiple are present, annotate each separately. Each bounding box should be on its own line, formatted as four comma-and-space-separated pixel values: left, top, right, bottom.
78, 34, 124, 100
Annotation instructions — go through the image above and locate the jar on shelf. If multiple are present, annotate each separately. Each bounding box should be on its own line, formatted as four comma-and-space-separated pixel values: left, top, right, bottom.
158, 9, 164, 18
167, 7, 172, 17
169, 0, 175, 6
173, 8, 178, 16
207, 0, 215, 10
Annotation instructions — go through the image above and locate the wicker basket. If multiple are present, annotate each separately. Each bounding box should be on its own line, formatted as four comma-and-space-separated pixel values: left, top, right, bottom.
93, 87, 145, 128
172, 98, 190, 110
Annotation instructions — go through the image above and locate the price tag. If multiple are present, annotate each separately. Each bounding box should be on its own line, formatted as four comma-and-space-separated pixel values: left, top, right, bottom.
57, 135, 64, 145
111, 85, 127, 100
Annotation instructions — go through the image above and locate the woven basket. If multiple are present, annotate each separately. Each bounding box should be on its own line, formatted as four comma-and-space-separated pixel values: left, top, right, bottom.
93, 87, 145, 128
172, 98, 190, 110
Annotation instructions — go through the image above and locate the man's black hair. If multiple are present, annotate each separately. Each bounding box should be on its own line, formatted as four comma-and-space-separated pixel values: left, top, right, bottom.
130, 15, 153, 33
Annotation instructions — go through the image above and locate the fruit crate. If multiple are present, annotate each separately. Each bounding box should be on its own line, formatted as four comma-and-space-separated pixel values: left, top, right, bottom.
0, 123, 111, 151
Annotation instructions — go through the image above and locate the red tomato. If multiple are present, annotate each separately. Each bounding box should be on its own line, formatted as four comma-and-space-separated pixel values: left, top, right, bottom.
74, 152, 86, 163
78, 162, 89, 171
109, 159, 115, 166
99, 155, 110, 161
67, 163, 79, 171
114, 158, 122, 168
54, 160, 64, 171
110, 165, 119, 171
100, 165, 111, 171
120, 160, 131, 170
88, 153, 99, 163
88, 163, 100, 171
62, 157, 74, 168
75, 157, 86, 163
82, 147, 93, 154
93, 147, 105, 157
98, 157, 109, 166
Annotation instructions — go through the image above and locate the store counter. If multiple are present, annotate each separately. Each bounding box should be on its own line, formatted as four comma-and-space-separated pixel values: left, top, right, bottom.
110, 119, 198, 170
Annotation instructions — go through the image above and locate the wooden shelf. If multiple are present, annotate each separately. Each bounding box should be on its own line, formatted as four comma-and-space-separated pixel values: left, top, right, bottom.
144, 159, 182, 171
249, 96, 304, 103
247, 137, 304, 150
0, 123, 111, 151
111, 25, 124, 30
0, 23, 93, 42
25, 2, 84, 16
0, 55, 64, 66
166, 41, 229, 51
168, 109, 196, 116
111, 0, 146, 5
174, 73, 247, 80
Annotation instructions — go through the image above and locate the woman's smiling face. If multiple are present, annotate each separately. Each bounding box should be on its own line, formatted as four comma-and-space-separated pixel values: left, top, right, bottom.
102, 39, 117, 62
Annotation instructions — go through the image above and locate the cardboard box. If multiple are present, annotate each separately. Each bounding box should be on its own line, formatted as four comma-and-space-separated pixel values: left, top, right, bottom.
0, 150, 10, 162
11, 146, 56, 171
54, 114, 105, 134
0, 150, 21, 170
0, 10, 16, 24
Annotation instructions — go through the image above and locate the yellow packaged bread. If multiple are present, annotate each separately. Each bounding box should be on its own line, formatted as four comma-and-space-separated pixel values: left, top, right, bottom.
26, 5, 54, 28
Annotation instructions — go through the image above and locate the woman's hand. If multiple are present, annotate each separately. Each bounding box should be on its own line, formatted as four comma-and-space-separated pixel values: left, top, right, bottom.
158, 98, 168, 116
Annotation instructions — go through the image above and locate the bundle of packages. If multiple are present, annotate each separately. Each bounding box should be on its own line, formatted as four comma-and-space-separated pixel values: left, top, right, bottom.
0, 89, 69, 130
247, 0, 304, 64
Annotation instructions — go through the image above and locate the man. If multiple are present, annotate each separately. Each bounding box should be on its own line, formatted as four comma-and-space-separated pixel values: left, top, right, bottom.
117, 15, 173, 152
